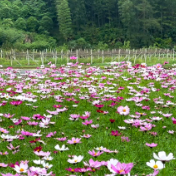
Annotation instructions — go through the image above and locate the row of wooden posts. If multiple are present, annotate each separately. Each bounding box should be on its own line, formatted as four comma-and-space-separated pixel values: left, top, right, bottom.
0, 48, 175, 66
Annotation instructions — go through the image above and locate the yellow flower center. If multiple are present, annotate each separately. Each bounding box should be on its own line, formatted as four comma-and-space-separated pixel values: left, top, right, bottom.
123, 109, 126, 112
19, 168, 24, 172
153, 164, 158, 169
73, 140, 76, 143
119, 169, 124, 173
94, 153, 97, 155
74, 160, 78, 162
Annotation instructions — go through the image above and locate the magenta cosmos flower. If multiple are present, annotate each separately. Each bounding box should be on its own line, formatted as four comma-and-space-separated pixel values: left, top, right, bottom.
70, 56, 77, 60
110, 162, 134, 175
10, 100, 23, 106
117, 106, 130, 115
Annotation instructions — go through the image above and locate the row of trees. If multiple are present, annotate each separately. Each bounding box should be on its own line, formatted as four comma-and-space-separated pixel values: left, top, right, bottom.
0, 0, 176, 50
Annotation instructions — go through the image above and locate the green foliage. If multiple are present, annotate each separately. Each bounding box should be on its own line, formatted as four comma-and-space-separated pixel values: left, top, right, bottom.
15, 18, 26, 30
40, 16, 53, 32
27, 16, 39, 32
56, 0, 72, 41
0, 0, 175, 49
97, 41, 108, 50
0, 27, 25, 48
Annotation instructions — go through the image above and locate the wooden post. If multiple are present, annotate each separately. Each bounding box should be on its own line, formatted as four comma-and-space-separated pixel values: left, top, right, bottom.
40, 51, 44, 65
61, 49, 63, 62
128, 49, 130, 61
26, 49, 29, 65
167, 49, 169, 58
111, 49, 113, 62
33, 49, 35, 60
102, 50, 104, 63
118, 49, 121, 62
144, 49, 146, 64
0, 50, 2, 58
134, 50, 136, 64
91, 49, 93, 64
55, 51, 57, 65
173, 49, 175, 60
98, 49, 100, 60
76, 50, 78, 63
67, 51, 69, 64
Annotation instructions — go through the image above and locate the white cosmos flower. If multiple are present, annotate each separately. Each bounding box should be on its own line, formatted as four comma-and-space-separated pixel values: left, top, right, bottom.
67, 155, 84, 164
33, 160, 45, 165
146, 159, 164, 170
95, 146, 106, 151
42, 162, 53, 169
42, 156, 53, 161
107, 158, 119, 174
14, 163, 28, 173
55, 144, 69, 151
118, 126, 126, 130
153, 151, 175, 162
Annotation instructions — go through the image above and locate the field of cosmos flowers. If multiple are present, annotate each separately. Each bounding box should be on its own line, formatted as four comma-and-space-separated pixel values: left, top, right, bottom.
0, 60, 176, 176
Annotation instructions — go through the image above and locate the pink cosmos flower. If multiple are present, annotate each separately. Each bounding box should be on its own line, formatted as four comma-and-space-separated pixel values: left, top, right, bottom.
172, 118, 176, 124
155, 63, 162, 69
55, 137, 67, 141
14, 119, 22, 125
91, 124, 99, 128
21, 116, 31, 121
10, 100, 23, 106
46, 131, 56, 138
121, 136, 130, 142
7, 143, 20, 154
70, 56, 77, 60
3, 113, 15, 119
110, 162, 134, 175
147, 169, 159, 176
81, 134, 91, 138
88, 150, 104, 157
0, 163, 8, 167
146, 143, 157, 148
82, 120, 93, 125
21, 131, 33, 137
117, 106, 130, 115
34, 151, 51, 157
0, 151, 8, 155
27, 122, 38, 126
83, 158, 102, 168
67, 137, 81, 144
162, 113, 172, 118
111, 130, 122, 136
70, 114, 80, 119
1, 174, 19, 176
0, 127, 9, 133
168, 130, 174, 134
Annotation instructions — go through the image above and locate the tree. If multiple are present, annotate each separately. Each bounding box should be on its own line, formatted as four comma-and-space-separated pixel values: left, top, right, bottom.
15, 17, 26, 30
56, 0, 72, 41
27, 16, 39, 32
40, 16, 53, 32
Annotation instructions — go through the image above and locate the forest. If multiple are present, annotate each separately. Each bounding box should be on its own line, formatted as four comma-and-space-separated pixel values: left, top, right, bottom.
0, 0, 176, 50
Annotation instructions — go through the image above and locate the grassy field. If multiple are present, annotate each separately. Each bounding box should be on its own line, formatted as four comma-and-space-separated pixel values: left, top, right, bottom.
0, 61, 176, 175
0, 56, 176, 69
